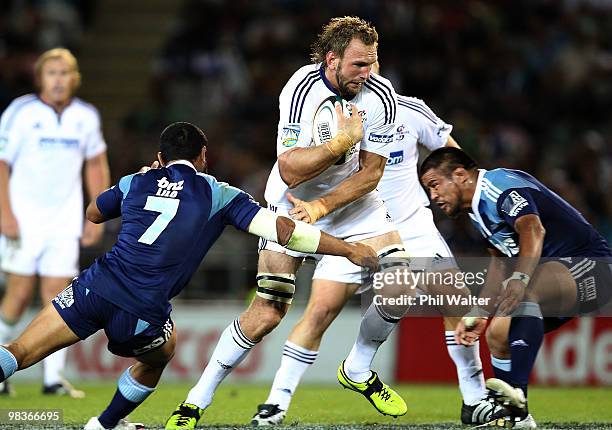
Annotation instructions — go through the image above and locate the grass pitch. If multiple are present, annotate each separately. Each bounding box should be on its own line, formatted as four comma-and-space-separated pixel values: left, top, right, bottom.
0, 382, 610, 429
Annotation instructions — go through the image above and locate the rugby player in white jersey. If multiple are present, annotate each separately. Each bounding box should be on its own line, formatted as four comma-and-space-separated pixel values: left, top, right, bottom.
166, 17, 413, 429
0, 48, 110, 396
253, 61, 496, 425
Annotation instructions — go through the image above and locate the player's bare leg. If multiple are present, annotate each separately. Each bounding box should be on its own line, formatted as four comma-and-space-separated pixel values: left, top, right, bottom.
167, 251, 300, 429
0, 273, 36, 324
89, 328, 177, 430
39, 276, 80, 396
0, 303, 80, 379
0, 273, 35, 395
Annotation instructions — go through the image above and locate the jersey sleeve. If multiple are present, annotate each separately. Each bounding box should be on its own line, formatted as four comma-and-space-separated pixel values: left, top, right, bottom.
222, 192, 262, 231
497, 188, 540, 227
275, 75, 315, 156
96, 174, 135, 219
0, 102, 25, 165
361, 75, 398, 158
84, 108, 107, 159
203, 174, 262, 230
398, 97, 452, 150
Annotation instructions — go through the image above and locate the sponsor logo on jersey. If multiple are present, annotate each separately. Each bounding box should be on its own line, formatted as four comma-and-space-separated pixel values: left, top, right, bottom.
156, 177, 184, 198
281, 123, 300, 147
504, 190, 529, 216
396, 125, 406, 141
437, 124, 452, 137
386, 150, 404, 165
39, 137, 79, 148
368, 133, 393, 143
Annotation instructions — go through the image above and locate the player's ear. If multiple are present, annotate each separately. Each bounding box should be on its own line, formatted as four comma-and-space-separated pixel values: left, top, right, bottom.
452, 167, 469, 185
157, 151, 165, 167
326, 51, 338, 70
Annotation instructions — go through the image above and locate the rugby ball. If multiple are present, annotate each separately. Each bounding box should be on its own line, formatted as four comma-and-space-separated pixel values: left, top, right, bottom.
312, 96, 351, 146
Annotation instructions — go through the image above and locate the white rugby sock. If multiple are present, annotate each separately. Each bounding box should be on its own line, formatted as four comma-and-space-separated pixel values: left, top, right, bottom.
265, 341, 318, 411
186, 319, 256, 409
445, 330, 486, 405
344, 302, 398, 383
43, 348, 67, 386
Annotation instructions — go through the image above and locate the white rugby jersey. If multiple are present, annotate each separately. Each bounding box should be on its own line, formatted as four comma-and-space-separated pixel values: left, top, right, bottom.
264, 64, 397, 205
0, 94, 107, 239
378, 95, 452, 225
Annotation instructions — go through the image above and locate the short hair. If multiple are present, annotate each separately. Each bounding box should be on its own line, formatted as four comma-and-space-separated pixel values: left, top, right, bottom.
159, 122, 208, 163
420, 147, 479, 178
34, 48, 81, 89
310, 16, 378, 66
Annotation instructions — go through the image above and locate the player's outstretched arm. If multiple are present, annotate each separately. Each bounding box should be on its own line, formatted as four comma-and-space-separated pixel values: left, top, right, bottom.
247, 208, 378, 271
85, 200, 107, 224
279, 103, 363, 188
288, 149, 386, 224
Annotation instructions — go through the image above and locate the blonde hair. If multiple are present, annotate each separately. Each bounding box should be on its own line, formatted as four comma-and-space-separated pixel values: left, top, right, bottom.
34, 48, 82, 90
310, 16, 378, 67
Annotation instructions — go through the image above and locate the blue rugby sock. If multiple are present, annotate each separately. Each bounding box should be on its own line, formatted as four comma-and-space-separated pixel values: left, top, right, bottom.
490, 355, 512, 383
508, 303, 544, 397
0, 346, 17, 382
98, 367, 155, 428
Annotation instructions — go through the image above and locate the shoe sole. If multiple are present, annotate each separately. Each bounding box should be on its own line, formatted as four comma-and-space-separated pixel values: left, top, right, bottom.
337, 364, 406, 418
486, 378, 526, 409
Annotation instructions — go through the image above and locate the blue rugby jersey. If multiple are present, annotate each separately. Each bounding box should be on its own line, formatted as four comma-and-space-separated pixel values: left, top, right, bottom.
469, 168, 611, 258
77, 160, 261, 324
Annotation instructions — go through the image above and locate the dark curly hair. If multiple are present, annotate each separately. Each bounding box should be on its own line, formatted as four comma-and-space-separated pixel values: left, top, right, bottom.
310, 16, 378, 67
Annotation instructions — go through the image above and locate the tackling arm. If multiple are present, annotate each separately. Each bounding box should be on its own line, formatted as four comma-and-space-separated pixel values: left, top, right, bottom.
247, 208, 378, 271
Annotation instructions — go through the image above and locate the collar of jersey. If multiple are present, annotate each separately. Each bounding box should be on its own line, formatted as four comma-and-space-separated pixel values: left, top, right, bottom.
167, 159, 196, 171
318, 64, 357, 101
469, 169, 492, 236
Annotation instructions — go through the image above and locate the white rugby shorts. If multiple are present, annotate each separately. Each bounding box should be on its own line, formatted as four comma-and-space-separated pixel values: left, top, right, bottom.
0, 235, 79, 277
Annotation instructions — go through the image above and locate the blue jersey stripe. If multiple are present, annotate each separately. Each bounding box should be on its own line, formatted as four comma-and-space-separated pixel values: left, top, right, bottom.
295, 76, 321, 123
118, 174, 136, 202
369, 75, 396, 123
198, 174, 242, 220
289, 70, 318, 123
364, 81, 393, 125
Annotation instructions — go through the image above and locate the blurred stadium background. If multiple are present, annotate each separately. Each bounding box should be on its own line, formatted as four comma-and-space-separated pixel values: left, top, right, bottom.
0, 0, 611, 426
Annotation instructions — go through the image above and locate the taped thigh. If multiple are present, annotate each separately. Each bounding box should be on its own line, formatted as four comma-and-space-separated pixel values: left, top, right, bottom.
256, 273, 296, 304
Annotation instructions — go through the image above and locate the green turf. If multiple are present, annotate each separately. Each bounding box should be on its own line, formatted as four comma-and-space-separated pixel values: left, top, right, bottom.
0, 382, 611, 429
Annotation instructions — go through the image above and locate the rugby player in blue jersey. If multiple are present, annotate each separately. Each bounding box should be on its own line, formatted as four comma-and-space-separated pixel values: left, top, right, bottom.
420, 147, 612, 428
0, 122, 378, 430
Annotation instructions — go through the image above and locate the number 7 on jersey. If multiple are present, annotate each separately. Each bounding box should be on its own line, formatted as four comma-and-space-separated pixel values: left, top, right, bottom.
138, 196, 180, 245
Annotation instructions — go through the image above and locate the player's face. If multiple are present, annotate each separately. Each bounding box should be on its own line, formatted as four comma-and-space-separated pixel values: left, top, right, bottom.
39, 58, 77, 105
335, 39, 377, 97
421, 169, 463, 218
